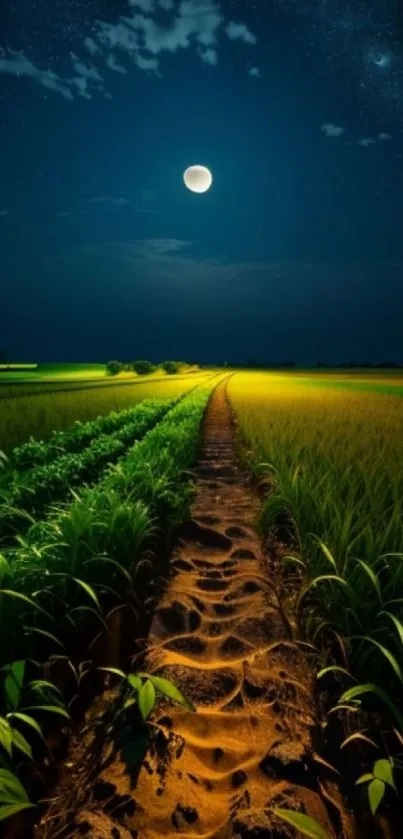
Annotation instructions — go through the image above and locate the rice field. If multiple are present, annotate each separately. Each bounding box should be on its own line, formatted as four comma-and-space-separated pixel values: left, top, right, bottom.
229, 371, 403, 738
1, 367, 402, 833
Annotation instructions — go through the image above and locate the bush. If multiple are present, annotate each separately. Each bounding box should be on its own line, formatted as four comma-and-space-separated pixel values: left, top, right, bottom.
162, 360, 180, 374
106, 360, 123, 376
131, 360, 155, 375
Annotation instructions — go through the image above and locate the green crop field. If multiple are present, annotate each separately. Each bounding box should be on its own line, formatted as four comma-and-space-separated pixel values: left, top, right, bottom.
1, 367, 402, 834
0, 372, 212, 452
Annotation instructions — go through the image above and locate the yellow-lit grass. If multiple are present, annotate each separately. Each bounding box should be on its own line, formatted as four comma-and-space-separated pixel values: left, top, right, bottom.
1, 375, 211, 453
229, 372, 403, 565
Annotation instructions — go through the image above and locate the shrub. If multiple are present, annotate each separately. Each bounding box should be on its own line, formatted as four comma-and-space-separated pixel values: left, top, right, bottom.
106, 360, 123, 376
162, 361, 180, 375
131, 360, 155, 375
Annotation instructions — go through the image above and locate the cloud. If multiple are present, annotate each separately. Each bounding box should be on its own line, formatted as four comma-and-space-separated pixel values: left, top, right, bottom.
84, 38, 100, 56
0, 51, 73, 100
321, 123, 345, 137
225, 21, 256, 44
2, 0, 257, 100
249, 66, 260, 77
359, 137, 376, 146
199, 47, 218, 65
90, 196, 132, 207
0, 210, 9, 216
106, 54, 128, 74
69, 53, 103, 82
137, 238, 190, 256
379, 132, 392, 140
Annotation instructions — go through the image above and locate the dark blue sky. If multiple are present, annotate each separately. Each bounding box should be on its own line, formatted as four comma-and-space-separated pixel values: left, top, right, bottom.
1, 0, 403, 363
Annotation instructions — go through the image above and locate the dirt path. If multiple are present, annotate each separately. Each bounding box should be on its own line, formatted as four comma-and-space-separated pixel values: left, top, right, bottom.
63, 377, 343, 839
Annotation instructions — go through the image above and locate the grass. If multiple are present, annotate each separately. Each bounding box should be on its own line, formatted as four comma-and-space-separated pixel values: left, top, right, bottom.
0, 363, 108, 381
229, 372, 403, 737
0, 374, 213, 453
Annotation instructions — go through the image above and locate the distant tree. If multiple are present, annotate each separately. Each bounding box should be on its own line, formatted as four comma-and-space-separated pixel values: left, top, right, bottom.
162, 360, 180, 374
0, 349, 6, 364
106, 360, 123, 376
132, 360, 155, 375
280, 360, 297, 368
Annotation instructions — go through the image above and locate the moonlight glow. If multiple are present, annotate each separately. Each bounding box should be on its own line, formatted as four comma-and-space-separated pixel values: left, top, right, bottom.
183, 165, 213, 193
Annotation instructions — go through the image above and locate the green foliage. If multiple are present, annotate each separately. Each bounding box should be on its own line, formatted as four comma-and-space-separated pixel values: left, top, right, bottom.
106, 360, 124, 376
231, 373, 403, 740
162, 361, 180, 374
0, 768, 35, 822
272, 808, 331, 838
131, 360, 155, 375
356, 757, 396, 815
100, 667, 195, 722
0, 399, 173, 541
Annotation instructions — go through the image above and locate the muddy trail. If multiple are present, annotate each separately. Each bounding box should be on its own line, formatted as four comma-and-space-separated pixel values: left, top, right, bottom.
39, 378, 351, 839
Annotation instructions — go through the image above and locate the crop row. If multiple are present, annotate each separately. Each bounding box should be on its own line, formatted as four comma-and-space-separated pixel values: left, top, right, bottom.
229, 373, 403, 748
0, 380, 216, 824
0, 382, 214, 669
0, 398, 175, 544
11, 401, 173, 469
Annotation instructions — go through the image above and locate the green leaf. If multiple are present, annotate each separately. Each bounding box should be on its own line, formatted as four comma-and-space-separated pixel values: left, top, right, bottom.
273, 808, 331, 839
318, 541, 338, 571
23, 626, 65, 649
0, 802, 34, 821
350, 637, 403, 684
138, 679, 156, 721
340, 683, 403, 733
373, 758, 395, 790
356, 773, 374, 785
0, 589, 51, 619
149, 675, 195, 710
21, 705, 70, 720
355, 559, 382, 603
72, 578, 101, 609
341, 732, 378, 750
127, 674, 142, 692
10, 728, 33, 760
368, 778, 385, 815
0, 718, 13, 756
7, 713, 44, 740
3, 661, 25, 712
0, 554, 10, 585
317, 666, 355, 681
379, 612, 403, 648
98, 667, 126, 680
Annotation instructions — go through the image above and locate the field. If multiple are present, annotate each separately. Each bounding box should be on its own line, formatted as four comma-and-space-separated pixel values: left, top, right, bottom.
0, 372, 212, 452
0, 367, 402, 837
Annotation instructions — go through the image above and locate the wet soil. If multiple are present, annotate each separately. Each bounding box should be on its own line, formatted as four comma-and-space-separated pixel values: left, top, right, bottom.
36, 378, 354, 838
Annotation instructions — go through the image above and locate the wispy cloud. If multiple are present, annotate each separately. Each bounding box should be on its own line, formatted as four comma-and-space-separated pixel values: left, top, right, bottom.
249, 66, 260, 77
359, 137, 376, 146
84, 38, 100, 57
225, 22, 256, 44
0, 210, 9, 217
90, 196, 132, 207
55, 211, 73, 218
0, 51, 73, 100
106, 54, 128, 74
379, 132, 392, 140
321, 123, 345, 137
1, 0, 257, 100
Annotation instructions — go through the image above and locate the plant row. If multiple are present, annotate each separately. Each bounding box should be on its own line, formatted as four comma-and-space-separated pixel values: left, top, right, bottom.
0, 381, 214, 824
11, 400, 172, 470
0, 399, 175, 544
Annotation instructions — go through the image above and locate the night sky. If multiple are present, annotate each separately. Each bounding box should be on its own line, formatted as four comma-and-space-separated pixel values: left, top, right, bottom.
1, 0, 403, 364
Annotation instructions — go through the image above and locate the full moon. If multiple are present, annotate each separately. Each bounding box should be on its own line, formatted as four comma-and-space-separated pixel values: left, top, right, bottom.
183, 165, 213, 194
